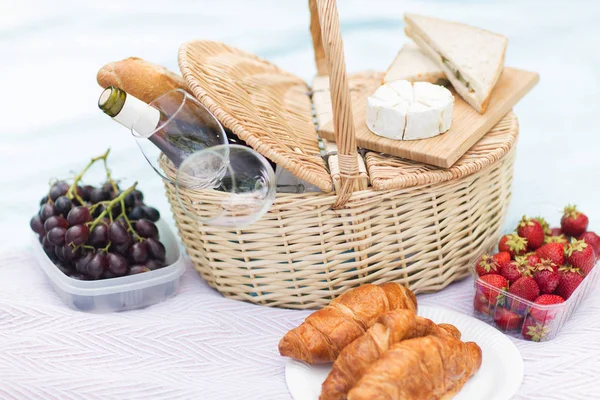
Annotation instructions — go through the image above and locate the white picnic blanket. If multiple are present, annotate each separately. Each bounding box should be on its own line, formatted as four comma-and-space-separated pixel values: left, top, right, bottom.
2, 0, 600, 398
1, 249, 600, 399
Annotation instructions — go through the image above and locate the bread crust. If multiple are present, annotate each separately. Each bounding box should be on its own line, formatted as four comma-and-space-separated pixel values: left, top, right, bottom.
278, 283, 417, 364
347, 335, 482, 400
320, 310, 461, 400
404, 18, 507, 114
97, 57, 187, 104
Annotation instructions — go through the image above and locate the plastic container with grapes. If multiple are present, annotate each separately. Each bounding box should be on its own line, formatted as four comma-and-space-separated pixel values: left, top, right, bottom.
471, 203, 600, 342
32, 219, 185, 312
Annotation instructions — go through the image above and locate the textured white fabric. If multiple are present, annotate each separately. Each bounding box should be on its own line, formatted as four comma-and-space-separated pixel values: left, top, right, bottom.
2, 0, 600, 399
1, 249, 600, 400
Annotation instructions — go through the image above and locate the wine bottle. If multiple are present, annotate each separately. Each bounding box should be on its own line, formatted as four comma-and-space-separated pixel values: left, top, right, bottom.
100, 86, 225, 168
99, 86, 318, 193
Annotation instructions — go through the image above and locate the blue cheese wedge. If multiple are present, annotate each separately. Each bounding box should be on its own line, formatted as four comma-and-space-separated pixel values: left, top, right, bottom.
366, 80, 454, 141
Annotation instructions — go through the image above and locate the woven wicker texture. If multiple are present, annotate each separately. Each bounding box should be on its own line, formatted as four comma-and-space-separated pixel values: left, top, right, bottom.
313, 0, 359, 207
164, 0, 519, 308
178, 40, 333, 192
162, 142, 515, 309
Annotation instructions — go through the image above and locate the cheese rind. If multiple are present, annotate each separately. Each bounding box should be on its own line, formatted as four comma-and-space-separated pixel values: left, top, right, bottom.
405, 102, 440, 140
366, 96, 409, 140
366, 80, 454, 141
413, 82, 454, 133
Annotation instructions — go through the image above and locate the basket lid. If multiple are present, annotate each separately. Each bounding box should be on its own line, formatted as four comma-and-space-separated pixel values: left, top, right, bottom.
314, 71, 520, 191
315, 67, 536, 169
178, 40, 333, 192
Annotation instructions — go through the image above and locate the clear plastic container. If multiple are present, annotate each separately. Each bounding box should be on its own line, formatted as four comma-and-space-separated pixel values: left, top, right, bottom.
471, 203, 600, 341
32, 220, 185, 312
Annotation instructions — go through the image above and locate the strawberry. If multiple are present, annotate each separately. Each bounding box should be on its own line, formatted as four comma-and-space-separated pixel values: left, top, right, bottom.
529, 294, 565, 322
548, 227, 564, 237
476, 274, 508, 303
566, 239, 596, 276
533, 259, 560, 294
533, 216, 551, 236
535, 242, 566, 266
493, 308, 524, 331
473, 294, 492, 317
517, 216, 545, 250
498, 233, 528, 259
522, 316, 551, 342
475, 254, 499, 277
500, 258, 530, 284
492, 252, 512, 269
544, 234, 570, 247
556, 266, 584, 299
578, 231, 600, 256
524, 253, 541, 268
508, 276, 540, 302
561, 205, 589, 237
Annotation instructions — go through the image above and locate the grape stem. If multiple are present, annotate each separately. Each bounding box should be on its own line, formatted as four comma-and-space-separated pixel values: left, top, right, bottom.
88, 183, 138, 232
65, 148, 111, 203
99, 242, 112, 253
87, 199, 113, 214
102, 156, 120, 195
119, 198, 144, 241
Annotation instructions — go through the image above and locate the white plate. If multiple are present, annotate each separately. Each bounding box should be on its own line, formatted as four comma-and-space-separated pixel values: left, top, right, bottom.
285, 305, 523, 400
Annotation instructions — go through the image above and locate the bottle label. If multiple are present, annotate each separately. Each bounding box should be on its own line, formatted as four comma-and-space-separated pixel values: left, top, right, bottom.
114, 93, 161, 138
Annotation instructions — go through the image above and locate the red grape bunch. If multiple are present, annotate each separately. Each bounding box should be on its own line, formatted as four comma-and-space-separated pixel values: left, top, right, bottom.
29, 150, 167, 281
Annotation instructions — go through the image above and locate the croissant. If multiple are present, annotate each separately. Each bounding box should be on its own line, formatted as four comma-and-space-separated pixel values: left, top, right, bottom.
279, 283, 417, 364
320, 310, 461, 400
347, 335, 482, 400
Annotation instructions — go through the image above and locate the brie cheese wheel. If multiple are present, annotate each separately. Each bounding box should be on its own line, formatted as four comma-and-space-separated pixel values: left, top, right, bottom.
366, 80, 454, 141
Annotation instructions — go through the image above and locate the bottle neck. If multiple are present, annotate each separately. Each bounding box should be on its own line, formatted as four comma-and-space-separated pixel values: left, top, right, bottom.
98, 86, 160, 138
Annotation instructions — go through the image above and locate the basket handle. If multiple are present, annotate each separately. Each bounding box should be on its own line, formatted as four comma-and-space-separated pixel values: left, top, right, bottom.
310, 0, 358, 209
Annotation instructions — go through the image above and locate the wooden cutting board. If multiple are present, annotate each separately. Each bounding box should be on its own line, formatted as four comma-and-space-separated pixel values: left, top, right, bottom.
316, 67, 539, 168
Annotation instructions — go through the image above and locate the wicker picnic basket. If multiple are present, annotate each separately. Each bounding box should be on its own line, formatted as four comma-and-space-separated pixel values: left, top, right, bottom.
161, 0, 518, 309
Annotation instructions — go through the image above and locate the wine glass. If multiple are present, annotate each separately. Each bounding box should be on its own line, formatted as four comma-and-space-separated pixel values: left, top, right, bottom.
131, 88, 229, 183
131, 89, 276, 227
175, 144, 276, 227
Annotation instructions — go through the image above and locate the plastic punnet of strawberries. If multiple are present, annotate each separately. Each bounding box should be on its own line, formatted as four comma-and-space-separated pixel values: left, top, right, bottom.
473, 205, 599, 342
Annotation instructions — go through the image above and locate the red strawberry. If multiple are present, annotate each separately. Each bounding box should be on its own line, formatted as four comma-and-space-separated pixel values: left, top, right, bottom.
533, 217, 551, 236
522, 316, 551, 342
498, 233, 528, 259
493, 308, 524, 331
533, 259, 560, 294
475, 254, 499, 277
476, 274, 508, 303
544, 234, 570, 247
524, 253, 541, 268
548, 227, 564, 237
492, 252, 512, 269
561, 205, 589, 237
508, 276, 540, 302
535, 242, 566, 266
529, 294, 565, 322
578, 231, 600, 256
517, 216, 545, 250
566, 239, 596, 276
500, 258, 530, 284
473, 294, 492, 317
556, 266, 584, 299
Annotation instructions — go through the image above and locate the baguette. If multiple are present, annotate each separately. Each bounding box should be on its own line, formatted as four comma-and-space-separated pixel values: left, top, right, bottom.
278, 283, 417, 364
97, 57, 187, 104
